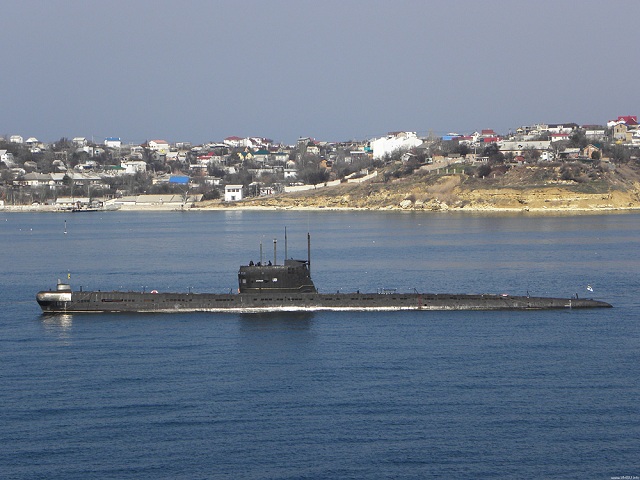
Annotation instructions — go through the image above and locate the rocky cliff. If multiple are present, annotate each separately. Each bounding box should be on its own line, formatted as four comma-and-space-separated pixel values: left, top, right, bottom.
198, 162, 640, 213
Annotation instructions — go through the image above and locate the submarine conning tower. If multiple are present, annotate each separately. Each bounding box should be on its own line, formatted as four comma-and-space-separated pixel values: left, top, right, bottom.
237, 232, 317, 294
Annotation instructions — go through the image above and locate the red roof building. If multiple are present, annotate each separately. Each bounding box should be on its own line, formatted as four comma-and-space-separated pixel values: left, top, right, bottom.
617, 116, 638, 126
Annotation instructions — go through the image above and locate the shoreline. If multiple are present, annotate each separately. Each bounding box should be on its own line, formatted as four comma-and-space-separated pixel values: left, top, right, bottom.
3, 203, 640, 215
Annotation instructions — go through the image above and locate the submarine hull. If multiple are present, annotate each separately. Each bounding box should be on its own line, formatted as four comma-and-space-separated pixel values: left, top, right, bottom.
37, 289, 612, 313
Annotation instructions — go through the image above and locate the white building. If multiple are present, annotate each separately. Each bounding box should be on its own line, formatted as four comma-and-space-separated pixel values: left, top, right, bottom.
1, 150, 16, 167
224, 184, 243, 202
121, 160, 147, 174
9, 135, 23, 144
370, 132, 423, 160
147, 140, 170, 154
584, 127, 606, 140
498, 140, 552, 157
284, 169, 298, 179
104, 137, 122, 149
547, 124, 576, 134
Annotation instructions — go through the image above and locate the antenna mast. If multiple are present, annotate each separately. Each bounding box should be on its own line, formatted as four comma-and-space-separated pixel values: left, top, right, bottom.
284, 227, 288, 261
273, 238, 277, 266
307, 232, 311, 275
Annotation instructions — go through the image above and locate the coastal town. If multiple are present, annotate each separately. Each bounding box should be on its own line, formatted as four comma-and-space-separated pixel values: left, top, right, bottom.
2, 115, 639, 212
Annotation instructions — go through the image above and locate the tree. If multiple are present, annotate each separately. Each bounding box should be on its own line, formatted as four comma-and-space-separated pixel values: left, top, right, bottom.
1, 168, 14, 184
299, 166, 329, 185
207, 164, 226, 178
226, 170, 253, 187
604, 144, 631, 163
569, 130, 588, 149
53, 137, 72, 150
201, 188, 220, 201
453, 143, 470, 157
524, 148, 540, 163
482, 143, 504, 164
476, 164, 492, 178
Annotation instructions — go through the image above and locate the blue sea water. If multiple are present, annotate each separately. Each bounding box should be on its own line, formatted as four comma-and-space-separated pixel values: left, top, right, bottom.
1, 211, 639, 479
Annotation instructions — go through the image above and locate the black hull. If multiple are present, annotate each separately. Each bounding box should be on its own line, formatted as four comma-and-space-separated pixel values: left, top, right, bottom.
36, 290, 612, 314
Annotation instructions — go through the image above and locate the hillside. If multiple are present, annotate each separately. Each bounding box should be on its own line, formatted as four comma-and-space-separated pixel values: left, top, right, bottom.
197, 162, 640, 213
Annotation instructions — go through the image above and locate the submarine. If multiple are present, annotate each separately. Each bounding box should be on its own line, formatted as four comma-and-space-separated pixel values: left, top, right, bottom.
36, 233, 612, 313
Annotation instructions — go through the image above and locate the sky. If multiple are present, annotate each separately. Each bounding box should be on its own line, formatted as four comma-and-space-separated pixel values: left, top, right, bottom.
2, 0, 639, 146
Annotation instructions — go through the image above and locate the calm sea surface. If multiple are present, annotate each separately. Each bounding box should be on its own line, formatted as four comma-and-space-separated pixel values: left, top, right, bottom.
1, 211, 639, 479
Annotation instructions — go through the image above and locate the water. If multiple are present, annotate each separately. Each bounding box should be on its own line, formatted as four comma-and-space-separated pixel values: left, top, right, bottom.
1, 211, 639, 479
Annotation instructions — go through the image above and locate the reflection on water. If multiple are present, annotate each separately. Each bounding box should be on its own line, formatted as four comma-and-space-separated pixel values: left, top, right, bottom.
41, 314, 73, 344
238, 311, 315, 331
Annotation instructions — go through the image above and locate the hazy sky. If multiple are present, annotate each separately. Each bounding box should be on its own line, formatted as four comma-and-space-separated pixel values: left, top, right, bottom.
2, 0, 638, 145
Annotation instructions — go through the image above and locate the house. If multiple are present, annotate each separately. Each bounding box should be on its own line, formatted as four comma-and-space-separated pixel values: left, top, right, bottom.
0, 150, 15, 167
237, 151, 254, 162
25, 137, 44, 153
498, 140, 552, 158
76, 145, 104, 157
224, 184, 243, 202
539, 151, 555, 162
370, 132, 423, 160
50, 173, 66, 186
147, 140, 170, 154
165, 151, 187, 164
224, 136, 244, 148
457, 136, 474, 146
73, 137, 88, 147
196, 152, 224, 166
104, 137, 122, 149
9, 135, 23, 144
547, 124, 578, 134
253, 149, 270, 164
112, 194, 202, 209
582, 144, 601, 159
247, 167, 278, 178
121, 160, 147, 174
75, 160, 99, 170
612, 123, 630, 142
102, 165, 127, 176
442, 133, 462, 141
247, 137, 273, 149
608, 115, 638, 128
284, 169, 298, 179
558, 147, 580, 159
480, 129, 499, 141
306, 145, 320, 156
55, 197, 92, 210
203, 176, 222, 186
169, 175, 189, 185
583, 126, 606, 140
129, 145, 145, 159
17, 173, 54, 188
68, 171, 104, 185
